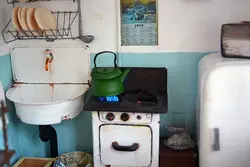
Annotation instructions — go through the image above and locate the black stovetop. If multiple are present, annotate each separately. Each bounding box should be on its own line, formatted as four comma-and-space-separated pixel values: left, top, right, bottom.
83, 67, 168, 114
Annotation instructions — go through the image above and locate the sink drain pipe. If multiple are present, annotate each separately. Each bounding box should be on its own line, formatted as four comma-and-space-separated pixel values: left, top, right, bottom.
39, 125, 58, 158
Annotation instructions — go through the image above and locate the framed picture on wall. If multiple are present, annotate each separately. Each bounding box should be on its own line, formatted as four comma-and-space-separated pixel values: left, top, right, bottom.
120, 0, 158, 46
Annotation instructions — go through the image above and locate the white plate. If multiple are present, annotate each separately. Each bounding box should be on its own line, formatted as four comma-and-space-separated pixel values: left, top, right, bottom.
20, 7, 32, 36
27, 8, 41, 36
12, 6, 24, 35
35, 8, 57, 35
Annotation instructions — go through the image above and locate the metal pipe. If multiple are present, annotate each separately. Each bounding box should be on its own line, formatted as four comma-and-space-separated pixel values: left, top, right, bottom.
39, 125, 58, 158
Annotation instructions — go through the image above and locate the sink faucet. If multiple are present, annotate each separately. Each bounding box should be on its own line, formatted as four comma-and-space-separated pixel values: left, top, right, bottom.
45, 49, 53, 71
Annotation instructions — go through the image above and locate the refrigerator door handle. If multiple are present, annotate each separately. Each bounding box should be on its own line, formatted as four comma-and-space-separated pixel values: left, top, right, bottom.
213, 128, 220, 151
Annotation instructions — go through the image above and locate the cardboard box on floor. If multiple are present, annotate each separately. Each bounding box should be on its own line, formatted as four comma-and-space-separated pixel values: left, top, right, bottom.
13, 157, 54, 167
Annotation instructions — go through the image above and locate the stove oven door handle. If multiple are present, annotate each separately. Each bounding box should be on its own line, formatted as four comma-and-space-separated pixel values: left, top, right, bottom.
112, 142, 139, 152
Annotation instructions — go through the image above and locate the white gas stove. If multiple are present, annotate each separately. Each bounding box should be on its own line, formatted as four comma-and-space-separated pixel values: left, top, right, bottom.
85, 68, 168, 167
92, 111, 160, 167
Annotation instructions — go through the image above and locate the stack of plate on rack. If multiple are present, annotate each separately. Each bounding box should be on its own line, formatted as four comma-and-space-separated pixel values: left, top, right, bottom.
12, 6, 57, 36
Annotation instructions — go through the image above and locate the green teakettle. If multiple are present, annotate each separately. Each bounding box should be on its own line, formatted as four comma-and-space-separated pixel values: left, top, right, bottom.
91, 51, 130, 97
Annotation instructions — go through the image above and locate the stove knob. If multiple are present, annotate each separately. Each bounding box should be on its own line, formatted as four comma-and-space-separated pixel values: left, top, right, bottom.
121, 113, 129, 121
106, 113, 115, 121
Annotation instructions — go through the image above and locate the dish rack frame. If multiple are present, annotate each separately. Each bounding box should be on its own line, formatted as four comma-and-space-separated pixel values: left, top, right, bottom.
6, 0, 77, 4
2, 0, 93, 43
6, 0, 52, 4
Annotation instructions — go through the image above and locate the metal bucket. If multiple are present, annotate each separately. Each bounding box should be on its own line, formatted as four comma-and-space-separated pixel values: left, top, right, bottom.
45, 152, 93, 167
164, 112, 195, 150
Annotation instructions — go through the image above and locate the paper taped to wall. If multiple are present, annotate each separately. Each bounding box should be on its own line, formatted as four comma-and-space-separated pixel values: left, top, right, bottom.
120, 0, 158, 46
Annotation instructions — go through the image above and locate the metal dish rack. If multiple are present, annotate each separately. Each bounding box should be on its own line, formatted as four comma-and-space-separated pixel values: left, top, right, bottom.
2, 11, 79, 43
2, 0, 94, 43
6, 0, 51, 4
6, 0, 77, 5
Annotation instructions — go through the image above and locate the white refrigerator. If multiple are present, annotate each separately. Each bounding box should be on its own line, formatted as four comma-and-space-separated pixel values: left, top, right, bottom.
197, 53, 250, 167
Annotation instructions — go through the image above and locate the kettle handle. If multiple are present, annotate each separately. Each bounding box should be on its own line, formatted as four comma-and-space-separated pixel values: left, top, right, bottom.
94, 51, 117, 68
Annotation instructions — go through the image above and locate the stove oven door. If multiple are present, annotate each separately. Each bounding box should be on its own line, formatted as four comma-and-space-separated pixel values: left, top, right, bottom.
100, 124, 152, 167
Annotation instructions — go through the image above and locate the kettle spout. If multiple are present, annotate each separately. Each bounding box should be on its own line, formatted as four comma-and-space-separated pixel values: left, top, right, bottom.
120, 69, 131, 82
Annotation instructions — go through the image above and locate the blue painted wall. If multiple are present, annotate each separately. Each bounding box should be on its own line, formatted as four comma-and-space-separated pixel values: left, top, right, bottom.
0, 52, 207, 162
0, 55, 20, 163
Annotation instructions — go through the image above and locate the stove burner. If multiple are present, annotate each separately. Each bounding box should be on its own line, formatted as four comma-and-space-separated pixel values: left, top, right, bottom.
98, 95, 121, 103
96, 89, 158, 105
131, 89, 158, 105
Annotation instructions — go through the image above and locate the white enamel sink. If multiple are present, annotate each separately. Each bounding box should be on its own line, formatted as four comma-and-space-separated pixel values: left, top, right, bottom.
6, 84, 88, 125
